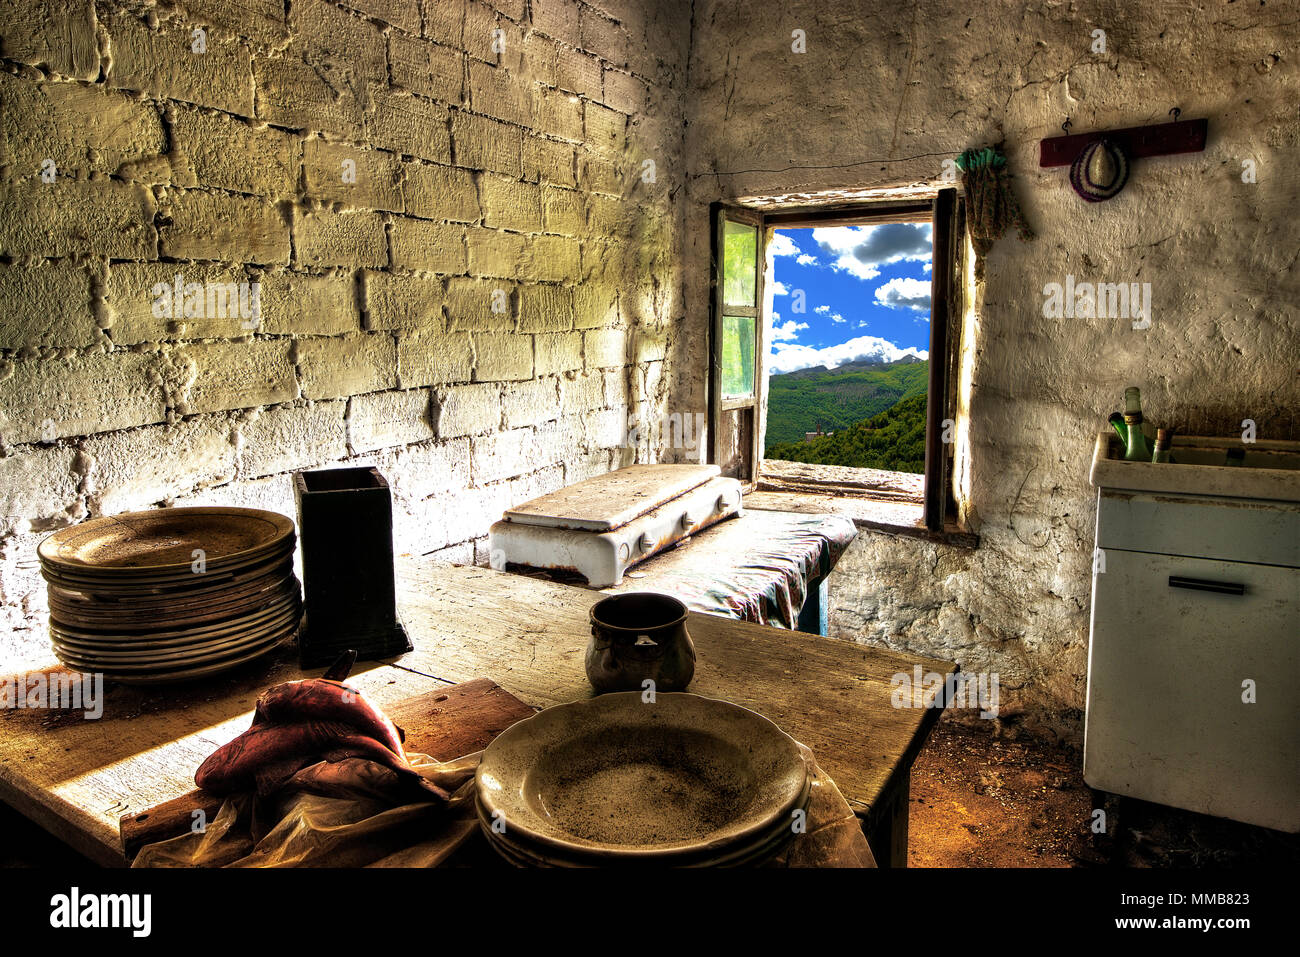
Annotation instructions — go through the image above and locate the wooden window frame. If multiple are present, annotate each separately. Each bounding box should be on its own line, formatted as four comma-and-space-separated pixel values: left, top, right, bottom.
708, 203, 766, 482
708, 190, 964, 532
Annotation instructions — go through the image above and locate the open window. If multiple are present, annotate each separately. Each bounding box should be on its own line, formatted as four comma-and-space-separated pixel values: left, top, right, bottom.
708, 189, 967, 535
708, 205, 765, 481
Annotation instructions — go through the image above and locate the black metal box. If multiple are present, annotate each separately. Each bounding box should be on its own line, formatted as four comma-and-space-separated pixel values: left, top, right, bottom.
292, 467, 411, 668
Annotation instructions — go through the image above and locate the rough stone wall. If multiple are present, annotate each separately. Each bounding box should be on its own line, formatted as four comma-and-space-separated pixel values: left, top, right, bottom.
0, 0, 690, 651
682, 0, 1300, 737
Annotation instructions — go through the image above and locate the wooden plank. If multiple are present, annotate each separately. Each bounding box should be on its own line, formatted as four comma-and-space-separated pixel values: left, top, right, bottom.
118, 677, 535, 860
746, 491, 981, 548
762, 200, 933, 227
386, 677, 537, 757
1039, 117, 1207, 167
0, 646, 450, 866
503, 464, 719, 531
392, 561, 957, 822
120, 794, 223, 866
924, 188, 955, 532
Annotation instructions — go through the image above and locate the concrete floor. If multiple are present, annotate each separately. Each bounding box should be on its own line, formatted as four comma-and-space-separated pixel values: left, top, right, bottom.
4, 713, 1296, 868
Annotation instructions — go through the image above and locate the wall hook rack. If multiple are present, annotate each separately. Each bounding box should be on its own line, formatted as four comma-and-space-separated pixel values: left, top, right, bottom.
1039, 116, 1208, 202
1039, 116, 1208, 168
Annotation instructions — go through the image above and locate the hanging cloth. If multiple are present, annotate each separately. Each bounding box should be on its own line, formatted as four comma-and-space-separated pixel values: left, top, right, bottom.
955, 147, 1034, 277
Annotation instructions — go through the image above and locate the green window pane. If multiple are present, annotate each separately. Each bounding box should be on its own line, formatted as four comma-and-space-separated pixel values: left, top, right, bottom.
721, 315, 755, 398
723, 221, 757, 307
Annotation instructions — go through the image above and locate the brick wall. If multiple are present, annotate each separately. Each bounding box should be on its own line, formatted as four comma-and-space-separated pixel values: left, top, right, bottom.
0, 0, 689, 643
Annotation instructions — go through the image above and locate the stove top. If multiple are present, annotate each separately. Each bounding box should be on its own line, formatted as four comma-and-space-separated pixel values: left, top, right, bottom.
489, 465, 744, 586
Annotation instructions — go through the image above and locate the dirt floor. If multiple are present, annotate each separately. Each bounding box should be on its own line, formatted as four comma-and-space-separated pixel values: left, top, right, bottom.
4, 711, 1297, 868
909, 714, 1300, 867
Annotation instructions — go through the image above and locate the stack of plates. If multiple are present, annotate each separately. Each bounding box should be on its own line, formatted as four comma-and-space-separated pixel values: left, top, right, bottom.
39, 508, 302, 684
475, 692, 811, 867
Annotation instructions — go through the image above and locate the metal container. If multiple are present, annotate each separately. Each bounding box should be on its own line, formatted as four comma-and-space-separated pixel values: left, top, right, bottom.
488, 465, 744, 587
292, 467, 411, 668
586, 592, 695, 694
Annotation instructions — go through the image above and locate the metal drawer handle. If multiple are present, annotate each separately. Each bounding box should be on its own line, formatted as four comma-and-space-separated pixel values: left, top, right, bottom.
1168, 576, 1246, 596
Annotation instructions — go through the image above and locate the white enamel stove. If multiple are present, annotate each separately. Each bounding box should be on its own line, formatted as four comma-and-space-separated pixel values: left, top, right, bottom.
488, 464, 744, 587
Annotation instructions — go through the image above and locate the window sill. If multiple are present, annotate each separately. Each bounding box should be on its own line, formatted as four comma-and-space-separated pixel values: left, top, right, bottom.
751, 461, 979, 549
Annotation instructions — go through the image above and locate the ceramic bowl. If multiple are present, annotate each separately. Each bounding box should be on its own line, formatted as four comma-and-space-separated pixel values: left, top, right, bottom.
476, 691, 809, 863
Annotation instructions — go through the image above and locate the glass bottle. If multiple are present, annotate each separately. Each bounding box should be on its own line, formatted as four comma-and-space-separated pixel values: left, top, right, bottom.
1121, 387, 1151, 461
1108, 412, 1128, 444
1123, 413, 1151, 461
1151, 428, 1173, 463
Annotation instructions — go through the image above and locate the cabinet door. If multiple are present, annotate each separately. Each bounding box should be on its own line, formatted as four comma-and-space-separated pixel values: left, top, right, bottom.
1084, 549, 1299, 832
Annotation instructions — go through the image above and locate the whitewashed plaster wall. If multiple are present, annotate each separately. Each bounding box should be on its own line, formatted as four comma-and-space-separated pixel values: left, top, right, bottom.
680, 0, 1300, 737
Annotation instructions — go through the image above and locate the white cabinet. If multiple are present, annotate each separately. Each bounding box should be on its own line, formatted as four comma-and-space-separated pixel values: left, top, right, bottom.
1084, 488, 1300, 832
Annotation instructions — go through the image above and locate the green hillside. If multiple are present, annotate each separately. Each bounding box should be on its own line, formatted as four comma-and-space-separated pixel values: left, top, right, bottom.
764, 358, 928, 451
766, 391, 928, 473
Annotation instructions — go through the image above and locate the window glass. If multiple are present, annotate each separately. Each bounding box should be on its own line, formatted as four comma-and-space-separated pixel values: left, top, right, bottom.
721, 315, 755, 398
722, 221, 757, 307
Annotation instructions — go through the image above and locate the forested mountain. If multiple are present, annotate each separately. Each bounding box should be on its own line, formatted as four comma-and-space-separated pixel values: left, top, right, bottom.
766, 392, 928, 473
764, 358, 928, 451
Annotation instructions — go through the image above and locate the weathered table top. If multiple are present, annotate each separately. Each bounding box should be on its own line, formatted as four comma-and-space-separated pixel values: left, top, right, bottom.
0, 559, 955, 866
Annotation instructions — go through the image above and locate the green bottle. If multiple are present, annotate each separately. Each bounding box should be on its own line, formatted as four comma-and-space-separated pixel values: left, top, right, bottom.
1108, 412, 1128, 444
1121, 387, 1152, 461
1123, 414, 1152, 461
1151, 428, 1173, 463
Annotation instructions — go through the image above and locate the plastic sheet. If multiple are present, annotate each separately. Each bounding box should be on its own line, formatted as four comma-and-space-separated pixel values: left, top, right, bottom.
133, 744, 875, 868
133, 752, 481, 868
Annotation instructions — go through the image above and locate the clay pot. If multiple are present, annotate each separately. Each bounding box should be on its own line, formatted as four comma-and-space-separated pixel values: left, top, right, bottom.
586, 592, 695, 694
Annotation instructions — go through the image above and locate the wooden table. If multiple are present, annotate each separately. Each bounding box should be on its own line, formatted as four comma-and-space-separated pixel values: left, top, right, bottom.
0, 560, 955, 867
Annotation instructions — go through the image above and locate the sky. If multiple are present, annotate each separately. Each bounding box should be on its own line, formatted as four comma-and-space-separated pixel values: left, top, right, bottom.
767, 224, 933, 374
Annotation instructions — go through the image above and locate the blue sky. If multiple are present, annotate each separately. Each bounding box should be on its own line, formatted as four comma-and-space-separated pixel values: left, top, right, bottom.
766, 224, 933, 374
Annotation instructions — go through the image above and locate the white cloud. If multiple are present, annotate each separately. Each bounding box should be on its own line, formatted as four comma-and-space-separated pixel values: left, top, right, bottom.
768, 232, 801, 258
874, 277, 931, 312
812, 304, 845, 322
769, 336, 927, 374
811, 223, 932, 281
856, 320, 869, 328
771, 319, 809, 343
770, 280, 790, 296
796, 253, 818, 266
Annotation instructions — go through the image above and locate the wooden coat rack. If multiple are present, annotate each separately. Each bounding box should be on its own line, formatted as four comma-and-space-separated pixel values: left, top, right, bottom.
1039, 116, 1208, 168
